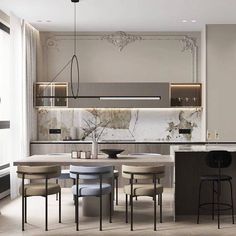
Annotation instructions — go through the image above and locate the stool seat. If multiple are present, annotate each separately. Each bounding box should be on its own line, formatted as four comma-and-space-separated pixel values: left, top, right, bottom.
200, 175, 232, 181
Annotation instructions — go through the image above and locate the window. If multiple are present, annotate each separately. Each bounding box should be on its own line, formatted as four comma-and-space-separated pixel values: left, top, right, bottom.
0, 26, 10, 164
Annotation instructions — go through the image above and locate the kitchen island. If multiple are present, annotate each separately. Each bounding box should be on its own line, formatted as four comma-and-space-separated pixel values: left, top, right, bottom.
172, 145, 236, 218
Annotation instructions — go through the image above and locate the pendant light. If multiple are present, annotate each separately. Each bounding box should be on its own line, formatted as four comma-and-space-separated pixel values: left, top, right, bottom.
38, 0, 80, 99
70, 0, 80, 99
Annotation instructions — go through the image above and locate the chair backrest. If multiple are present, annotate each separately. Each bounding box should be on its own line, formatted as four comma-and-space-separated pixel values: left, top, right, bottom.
122, 165, 165, 180
205, 150, 232, 169
17, 165, 61, 180
70, 165, 113, 180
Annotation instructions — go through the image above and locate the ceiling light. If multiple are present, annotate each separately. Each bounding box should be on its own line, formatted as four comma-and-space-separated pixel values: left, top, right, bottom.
182, 20, 187, 23
46, 20, 52, 23
37, 20, 42, 23
191, 20, 197, 23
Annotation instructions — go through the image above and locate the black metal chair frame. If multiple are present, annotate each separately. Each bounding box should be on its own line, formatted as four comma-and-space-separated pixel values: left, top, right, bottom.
114, 173, 119, 205
17, 170, 61, 231
197, 152, 234, 229
123, 171, 163, 231
70, 170, 113, 231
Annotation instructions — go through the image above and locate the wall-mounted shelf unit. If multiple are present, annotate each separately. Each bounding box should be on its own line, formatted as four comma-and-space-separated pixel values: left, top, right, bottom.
170, 83, 202, 107
34, 82, 68, 108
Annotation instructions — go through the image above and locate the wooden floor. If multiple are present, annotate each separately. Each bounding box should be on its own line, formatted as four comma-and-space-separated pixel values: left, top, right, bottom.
0, 188, 235, 236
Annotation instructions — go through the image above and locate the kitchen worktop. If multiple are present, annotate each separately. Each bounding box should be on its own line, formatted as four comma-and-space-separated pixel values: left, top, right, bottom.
171, 144, 236, 153
30, 140, 236, 144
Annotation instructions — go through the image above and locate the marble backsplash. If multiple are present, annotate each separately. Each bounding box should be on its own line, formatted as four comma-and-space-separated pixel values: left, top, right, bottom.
37, 108, 202, 142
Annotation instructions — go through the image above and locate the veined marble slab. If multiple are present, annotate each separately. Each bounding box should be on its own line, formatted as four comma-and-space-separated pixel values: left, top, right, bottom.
170, 144, 236, 154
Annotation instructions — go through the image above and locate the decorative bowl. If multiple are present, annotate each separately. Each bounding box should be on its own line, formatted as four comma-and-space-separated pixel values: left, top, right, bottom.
100, 149, 124, 159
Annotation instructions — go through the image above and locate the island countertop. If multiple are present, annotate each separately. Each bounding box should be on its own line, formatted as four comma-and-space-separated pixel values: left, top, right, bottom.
170, 144, 236, 153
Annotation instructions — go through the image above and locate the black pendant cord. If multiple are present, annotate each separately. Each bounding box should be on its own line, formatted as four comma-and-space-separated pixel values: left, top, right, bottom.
70, 1, 80, 99
38, 0, 80, 98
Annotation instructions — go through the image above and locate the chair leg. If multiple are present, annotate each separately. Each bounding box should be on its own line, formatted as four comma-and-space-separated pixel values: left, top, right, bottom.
116, 177, 118, 205
197, 180, 203, 224
154, 194, 157, 231
45, 194, 48, 231
217, 180, 220, 229
229, 180, 235, 224
24, 196, 27, 223
160, 193, 163, 223
125, 194, 128, 223
56, 179, 59, 201
131, 193, 133, 231
22, 193, 25, 231
109, 192, 112, 223
59, 190, 61, 223
100, 195, 103, 231
212, 181, 215, 220
75, 196, 79, 231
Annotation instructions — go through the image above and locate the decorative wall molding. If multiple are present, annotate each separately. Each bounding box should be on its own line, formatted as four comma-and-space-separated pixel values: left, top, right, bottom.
44, 32, 199, 82
101, 31, 142, 51
180, 36, 197, 53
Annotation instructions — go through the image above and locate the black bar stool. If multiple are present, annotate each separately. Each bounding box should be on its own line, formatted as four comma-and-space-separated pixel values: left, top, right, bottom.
197, 150, 234, 229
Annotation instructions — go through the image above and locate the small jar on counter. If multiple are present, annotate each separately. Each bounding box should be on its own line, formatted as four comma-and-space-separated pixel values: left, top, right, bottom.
71, 150, 78, 159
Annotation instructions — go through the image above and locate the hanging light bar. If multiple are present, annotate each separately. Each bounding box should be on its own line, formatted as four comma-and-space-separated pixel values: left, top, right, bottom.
99, 96, 161, 101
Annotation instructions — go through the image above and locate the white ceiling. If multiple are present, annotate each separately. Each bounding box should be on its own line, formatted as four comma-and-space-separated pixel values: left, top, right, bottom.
1, 0, 236, 32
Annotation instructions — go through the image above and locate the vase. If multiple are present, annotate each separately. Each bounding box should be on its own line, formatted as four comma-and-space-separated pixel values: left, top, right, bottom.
91, 140, 98, 159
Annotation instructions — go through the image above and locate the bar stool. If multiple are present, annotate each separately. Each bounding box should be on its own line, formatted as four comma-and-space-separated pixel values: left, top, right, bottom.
17, 165, 62, 231
122, 165, 165, 231
197, 150, 234, 229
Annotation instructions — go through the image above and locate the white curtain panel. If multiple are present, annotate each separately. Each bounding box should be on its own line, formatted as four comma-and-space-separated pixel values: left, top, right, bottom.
9, 15, 38, 199
23, 22, 38, 149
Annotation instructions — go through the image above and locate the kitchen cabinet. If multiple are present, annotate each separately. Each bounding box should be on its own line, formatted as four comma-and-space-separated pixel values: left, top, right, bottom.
34, 82, 68, 107
170, 83, 202, 107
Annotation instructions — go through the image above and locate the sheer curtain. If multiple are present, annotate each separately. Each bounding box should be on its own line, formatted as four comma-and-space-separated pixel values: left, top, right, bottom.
9, 15, 38, 199
0, 24, 10, 165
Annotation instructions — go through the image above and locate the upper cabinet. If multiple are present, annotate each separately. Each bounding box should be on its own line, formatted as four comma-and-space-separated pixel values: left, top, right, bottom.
34, 82, 202, 108
34, 82, 68, 108
170, 83, 202, 107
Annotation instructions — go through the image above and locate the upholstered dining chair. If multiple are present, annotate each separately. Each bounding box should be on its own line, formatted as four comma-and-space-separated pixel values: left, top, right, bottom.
70, 165, 114, 231
122, 165, 165, 231
17, 165, 62, 231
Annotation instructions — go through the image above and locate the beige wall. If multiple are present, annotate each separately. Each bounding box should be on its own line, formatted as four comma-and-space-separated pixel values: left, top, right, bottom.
37, 31, 201, 83
206, 25, 236, 141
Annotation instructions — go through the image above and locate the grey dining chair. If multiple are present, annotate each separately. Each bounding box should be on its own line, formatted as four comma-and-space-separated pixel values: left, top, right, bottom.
70, 165, 114, 231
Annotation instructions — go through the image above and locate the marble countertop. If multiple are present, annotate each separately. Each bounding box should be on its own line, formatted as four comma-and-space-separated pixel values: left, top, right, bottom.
171, 144, 236, 153
30, 140, 236, 144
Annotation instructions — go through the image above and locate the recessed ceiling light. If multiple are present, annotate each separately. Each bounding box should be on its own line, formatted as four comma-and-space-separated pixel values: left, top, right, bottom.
191, 20, 197, 23
46, 20, 52, 23
182, 20, 187, 23
37, 20, 42, 23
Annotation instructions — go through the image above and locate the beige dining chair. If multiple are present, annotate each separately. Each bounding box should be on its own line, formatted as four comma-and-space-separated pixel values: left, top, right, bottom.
122, 165, 165, 231
17, 165, 61, 231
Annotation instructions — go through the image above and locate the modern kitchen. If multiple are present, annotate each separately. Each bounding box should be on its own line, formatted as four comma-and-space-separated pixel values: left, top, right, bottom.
1, 0, 236, 235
